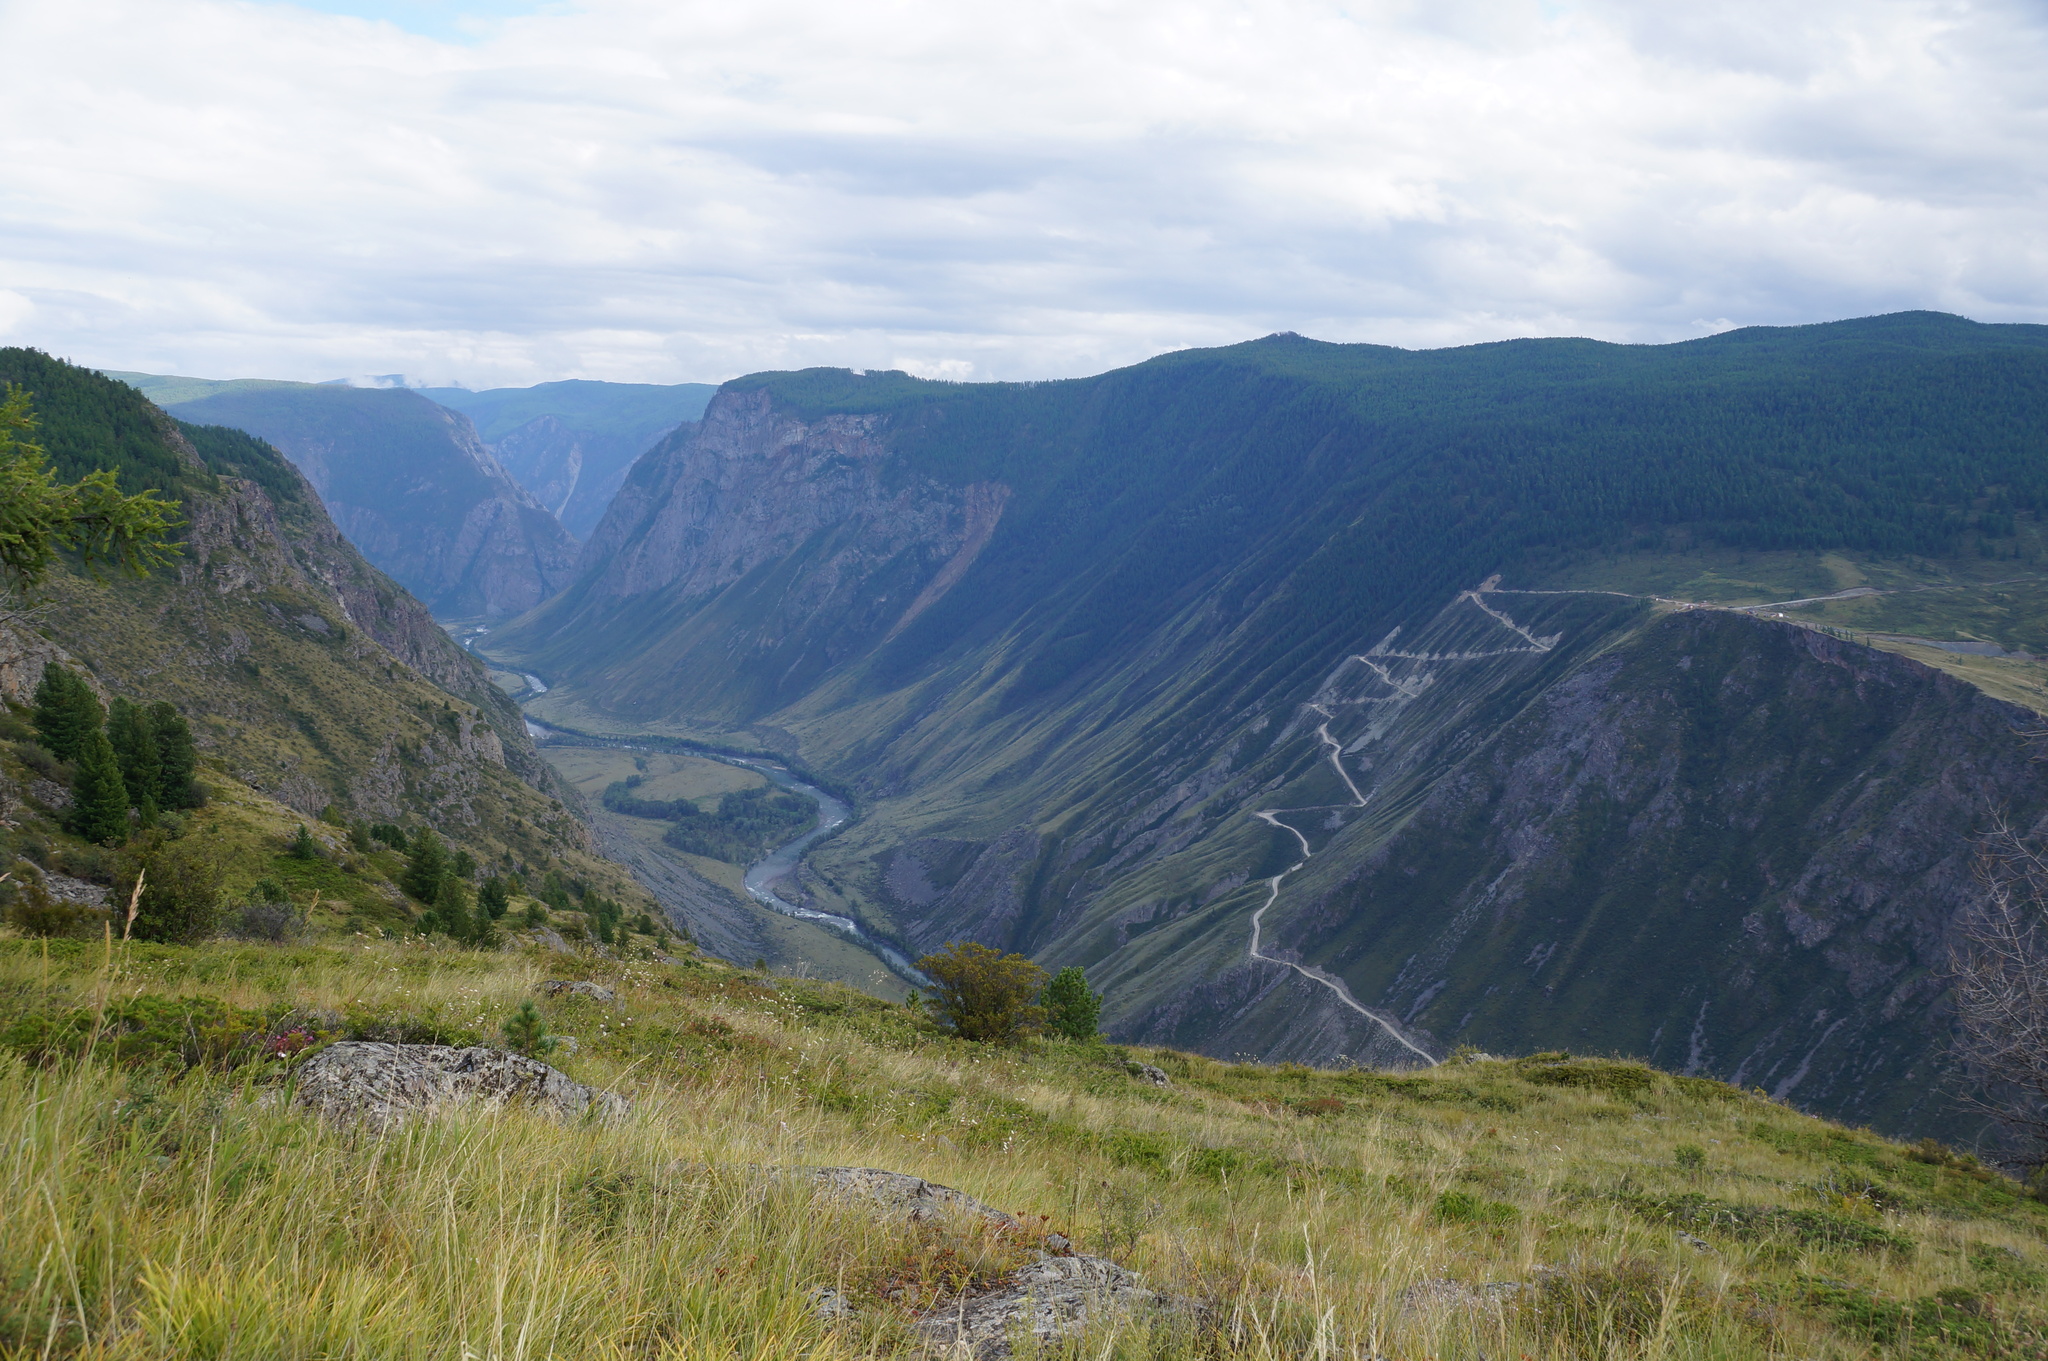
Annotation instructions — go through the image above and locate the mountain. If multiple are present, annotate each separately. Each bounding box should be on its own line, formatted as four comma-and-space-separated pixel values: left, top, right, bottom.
111, 374, 580, 620
489, 312, 2048, 1142
420, 380, 716, 538
0, 349, 638, 895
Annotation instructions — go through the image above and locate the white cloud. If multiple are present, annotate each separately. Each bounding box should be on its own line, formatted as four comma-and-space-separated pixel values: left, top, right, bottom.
0, 0, 2043, 387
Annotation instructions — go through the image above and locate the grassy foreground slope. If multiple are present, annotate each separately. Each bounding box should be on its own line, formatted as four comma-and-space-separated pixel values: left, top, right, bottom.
4, 932, 2045, 1360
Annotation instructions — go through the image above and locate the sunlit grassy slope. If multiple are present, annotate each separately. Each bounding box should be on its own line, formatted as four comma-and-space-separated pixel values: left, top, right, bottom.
4, 932, 2044, 1361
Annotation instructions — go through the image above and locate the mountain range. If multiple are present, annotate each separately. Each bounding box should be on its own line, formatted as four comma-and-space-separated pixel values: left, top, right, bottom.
488, 312, 2048, 1143
62, 313, 2048, 1146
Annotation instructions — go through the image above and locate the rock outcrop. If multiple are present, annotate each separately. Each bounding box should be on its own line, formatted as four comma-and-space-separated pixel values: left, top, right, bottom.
291, 1042, 627, 1128
793, 1165, 1020, 1227
915, 1255, 1159, 1359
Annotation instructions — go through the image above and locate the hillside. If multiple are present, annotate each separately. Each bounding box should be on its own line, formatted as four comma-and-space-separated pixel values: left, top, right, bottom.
488, 313, 2048, 1145
4, 930, 2044, 1359
421, 379, 716, 537
111, 373, 579, 620
0, 348, 645, 904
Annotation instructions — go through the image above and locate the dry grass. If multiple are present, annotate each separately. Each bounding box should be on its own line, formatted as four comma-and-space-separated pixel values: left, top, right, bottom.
2, 936, 2045, 1359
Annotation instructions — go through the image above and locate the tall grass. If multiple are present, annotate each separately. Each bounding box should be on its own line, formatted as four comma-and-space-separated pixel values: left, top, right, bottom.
2, 937, 2044, 1358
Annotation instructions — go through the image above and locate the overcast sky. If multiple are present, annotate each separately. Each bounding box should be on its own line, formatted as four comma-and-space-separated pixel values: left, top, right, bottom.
2, 0, 2044, 387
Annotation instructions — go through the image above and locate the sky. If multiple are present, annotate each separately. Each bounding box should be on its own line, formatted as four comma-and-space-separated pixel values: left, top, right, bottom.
1, 0, 2045, 388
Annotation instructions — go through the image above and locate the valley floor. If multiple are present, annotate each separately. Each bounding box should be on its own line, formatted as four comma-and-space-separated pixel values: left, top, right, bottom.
4, 935, 2045, 1360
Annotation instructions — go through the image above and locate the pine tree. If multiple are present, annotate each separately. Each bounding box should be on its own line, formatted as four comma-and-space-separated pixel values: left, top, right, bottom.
147, 701, 200, 809
402, 828, 448, 905
67, 728, 129, 844
32, 663, 100, 763
501, 1001, 557, 1058
477, 875, 510, 920
1041, 965, 1103, 1041
290, 824, 317, 860
107, 698, 162, 814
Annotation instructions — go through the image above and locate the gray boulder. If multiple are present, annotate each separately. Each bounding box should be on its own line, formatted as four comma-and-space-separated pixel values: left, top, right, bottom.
792, 1166, 1021, 1228
541, 980, 617, 1003
1126, 1062, 1171, 1087
916, 1255, 1156, 1359
291, 1041, 627, 1128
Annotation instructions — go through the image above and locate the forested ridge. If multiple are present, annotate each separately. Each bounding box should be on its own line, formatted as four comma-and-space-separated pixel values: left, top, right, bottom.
716, 312, 2048, 711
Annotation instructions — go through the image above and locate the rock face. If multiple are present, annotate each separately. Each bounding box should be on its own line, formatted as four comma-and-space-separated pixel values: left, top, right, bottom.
164, 385, 579, 620
504, 387, 1011, 721
419, 379, 715, 540
916, 1255, 1157, 1359
291, 1042, 628, 1128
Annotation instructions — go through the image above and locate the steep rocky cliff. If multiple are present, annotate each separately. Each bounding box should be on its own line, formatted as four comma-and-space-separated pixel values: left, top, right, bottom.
149, 382, 579, 620
421, 379, 715, 539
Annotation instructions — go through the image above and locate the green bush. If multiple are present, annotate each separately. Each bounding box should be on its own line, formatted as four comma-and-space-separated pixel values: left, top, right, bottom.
116, 831, 224, 944
915, 941, 1048, 1043
502, 1001, 557, 1058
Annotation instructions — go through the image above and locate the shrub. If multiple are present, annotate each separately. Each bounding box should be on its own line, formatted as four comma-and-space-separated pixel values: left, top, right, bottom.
12, 739, 64, 783
232, 881, 305, 943
116, 830, 225, 944
1675, 1143, 1707, 1171
915, 941, 1049, 1043
2, 876, 104, 938
1041, 965, 1101, 1040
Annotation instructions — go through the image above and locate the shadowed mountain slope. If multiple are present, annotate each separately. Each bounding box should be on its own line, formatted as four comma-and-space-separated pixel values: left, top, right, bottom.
421, 380, 716, 538
115, 375, 579, 620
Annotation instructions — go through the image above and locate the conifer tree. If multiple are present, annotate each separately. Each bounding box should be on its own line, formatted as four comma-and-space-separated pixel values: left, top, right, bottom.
147, 701, 200, 809
107, 698, 162, 820
402, 828, 448, 905
32, 663, 100, 763
477, 875, 510, 920
67, 727, 129, 844
1041, 965, 1102, 1041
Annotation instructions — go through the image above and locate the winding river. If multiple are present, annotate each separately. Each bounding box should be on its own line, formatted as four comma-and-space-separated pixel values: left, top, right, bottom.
518, 714, 925, 984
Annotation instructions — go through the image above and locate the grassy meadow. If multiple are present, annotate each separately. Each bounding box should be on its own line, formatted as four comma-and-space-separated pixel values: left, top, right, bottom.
3, 933, 2044, 1360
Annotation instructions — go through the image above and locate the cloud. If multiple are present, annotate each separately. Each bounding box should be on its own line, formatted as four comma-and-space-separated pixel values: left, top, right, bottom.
0, 0, 2043, 386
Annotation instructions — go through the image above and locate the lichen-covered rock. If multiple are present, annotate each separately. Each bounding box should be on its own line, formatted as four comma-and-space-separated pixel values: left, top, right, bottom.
1126, 1062, 1170, 1087
541, 980, 617, 1003
291, 1041, 627, 1128
915, 1255, 1156, 1359
792, 1166, 1020, 1228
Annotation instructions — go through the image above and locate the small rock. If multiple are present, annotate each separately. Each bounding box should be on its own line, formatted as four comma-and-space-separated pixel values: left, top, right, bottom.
1126, 1062, 1170, 1087
541, 980, 617, 1003
807, 1286, 855, 1321
791, 1166, 1020, 1228
1677, 1231, 1714, 1253
529, 928, 575, 955
1043, 1232, 1073, 1255
290, 1041, 628, 1129
915, 1255, 1157, 1359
